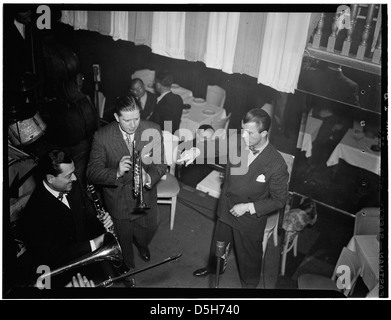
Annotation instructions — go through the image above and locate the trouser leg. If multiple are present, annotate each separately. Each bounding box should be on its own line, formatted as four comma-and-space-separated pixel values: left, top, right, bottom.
232, 222, 266, 288
112, 217, 135, 269
132, 210, 158, 251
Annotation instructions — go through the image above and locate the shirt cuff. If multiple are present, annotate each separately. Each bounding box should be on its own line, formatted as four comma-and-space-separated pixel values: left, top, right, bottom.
248, 203, 256, 214
90, 240, 96, 252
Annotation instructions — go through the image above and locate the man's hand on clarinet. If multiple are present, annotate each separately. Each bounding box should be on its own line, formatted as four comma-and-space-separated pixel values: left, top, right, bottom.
101, 211, 113, 230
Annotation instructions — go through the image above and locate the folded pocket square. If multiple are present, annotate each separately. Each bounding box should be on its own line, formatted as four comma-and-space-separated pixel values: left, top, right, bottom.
256, 174, 266, 183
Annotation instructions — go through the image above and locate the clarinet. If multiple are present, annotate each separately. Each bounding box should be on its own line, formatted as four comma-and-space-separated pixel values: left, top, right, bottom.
87, 183, 117, 238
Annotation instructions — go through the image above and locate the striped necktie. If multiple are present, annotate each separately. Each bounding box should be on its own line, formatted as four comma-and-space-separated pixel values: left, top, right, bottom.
126, 134, 134, 155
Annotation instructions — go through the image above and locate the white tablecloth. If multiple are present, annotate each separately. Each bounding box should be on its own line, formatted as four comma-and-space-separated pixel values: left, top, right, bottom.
296, 115, 323, 158
347, 235, 379, 292
326, 129, 381, 175
196, 170, 223, 198
179, 99, 226, 141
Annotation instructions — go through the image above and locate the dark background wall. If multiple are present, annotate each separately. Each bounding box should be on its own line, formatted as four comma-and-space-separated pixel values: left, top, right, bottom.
50, 22, 277, 128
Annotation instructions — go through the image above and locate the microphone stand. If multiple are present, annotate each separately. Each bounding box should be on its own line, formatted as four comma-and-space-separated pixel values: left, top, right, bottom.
215, 241, 225, 288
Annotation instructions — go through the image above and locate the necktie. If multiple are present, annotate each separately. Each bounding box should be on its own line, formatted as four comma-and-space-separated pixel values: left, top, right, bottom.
249, 145, 260, 155
57, 191, 67, 201
126, 134, 133, 155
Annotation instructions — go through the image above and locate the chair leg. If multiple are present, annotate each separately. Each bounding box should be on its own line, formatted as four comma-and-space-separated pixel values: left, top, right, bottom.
280, 233, 291, 276
170, 196, 177, 230
273, 225, 279, 247
262, 231, 271, 258
293, 234, 298, 257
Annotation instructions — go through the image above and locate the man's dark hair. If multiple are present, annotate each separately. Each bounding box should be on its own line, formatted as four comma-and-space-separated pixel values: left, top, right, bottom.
155, 70, 174, 87
115, 95, 140, 115
242, 108, 271, 133
38, 149, 72, 180
130, 78, 144, 87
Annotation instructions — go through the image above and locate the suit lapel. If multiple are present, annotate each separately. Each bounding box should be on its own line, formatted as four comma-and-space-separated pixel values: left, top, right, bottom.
112, 123, 132, 156
227, 144, 272, 193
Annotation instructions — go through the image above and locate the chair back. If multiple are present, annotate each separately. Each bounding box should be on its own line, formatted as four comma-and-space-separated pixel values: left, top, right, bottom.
211, 113, 232, 140
206, 85, 226, 108
277, 151, 295, 185
162, 130, 179, 175
131, 69, 155, 90
331, 247, 362, 296
353, 207, 380, 236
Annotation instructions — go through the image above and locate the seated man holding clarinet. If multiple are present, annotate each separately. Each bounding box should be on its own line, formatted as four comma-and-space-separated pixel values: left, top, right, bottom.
18, 149, 116, 288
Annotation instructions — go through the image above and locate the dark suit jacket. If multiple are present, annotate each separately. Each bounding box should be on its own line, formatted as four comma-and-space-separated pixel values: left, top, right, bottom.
150, 91, 183, 134
19, 180, 105, 269
87, 120, 167, 220
140, 91, 157, 120
218, 138, 289, 233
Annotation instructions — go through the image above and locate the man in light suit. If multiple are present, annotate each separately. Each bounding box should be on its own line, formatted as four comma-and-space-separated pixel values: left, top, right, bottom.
149, 70, 183, 134
129, 78, 157, 120
87, 95, 167, 287
193, 108, 289, 288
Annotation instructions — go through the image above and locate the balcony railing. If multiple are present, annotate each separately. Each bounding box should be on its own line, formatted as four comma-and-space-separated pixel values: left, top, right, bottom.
307, 4, 382, 75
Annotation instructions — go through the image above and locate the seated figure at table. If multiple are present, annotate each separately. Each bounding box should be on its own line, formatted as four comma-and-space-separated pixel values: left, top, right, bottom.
128, 78, 157, 120
149, 70, 183, 134
177, 124, 222, 188
306, 99, 350, 175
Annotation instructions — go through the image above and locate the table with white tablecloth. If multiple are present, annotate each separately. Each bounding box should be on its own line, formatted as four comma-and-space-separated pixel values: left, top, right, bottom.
326, 129, 381, 175
347, 235, 379, 293
296, 115, 323, 158
179, 99, 227, 141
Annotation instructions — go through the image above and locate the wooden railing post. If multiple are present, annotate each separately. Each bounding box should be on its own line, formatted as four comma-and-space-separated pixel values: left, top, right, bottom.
312, 13, 325, 49
372, 29, 382, 64
341, 4, 359, 56
356, 4, 376, 60
327, 12, 339, 52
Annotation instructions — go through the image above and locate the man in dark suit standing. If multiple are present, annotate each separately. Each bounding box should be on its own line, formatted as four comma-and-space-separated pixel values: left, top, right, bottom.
19, 149, 114, 287
149, 70, 183, 135
87, 95, 167, 287
129, 78, 157, 120
193, 108, 289, 288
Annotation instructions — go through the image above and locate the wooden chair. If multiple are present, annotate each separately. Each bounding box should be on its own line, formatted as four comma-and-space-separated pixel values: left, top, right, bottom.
157, 131, 181, 230
262, 151, 295, 258
211, 113, 232, 140
206, 85, 226, 108
298, 247, 362, 297
280, 197, 317, 276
